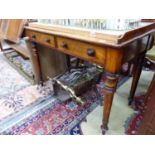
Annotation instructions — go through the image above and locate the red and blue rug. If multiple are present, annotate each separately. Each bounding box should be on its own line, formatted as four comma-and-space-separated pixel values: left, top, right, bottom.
124, 94, 146, 135
2, 88, 100, 135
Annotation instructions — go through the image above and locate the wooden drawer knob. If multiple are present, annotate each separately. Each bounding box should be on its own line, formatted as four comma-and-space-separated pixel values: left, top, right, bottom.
61, 42, 68, 48
32, 34, 36, 39
45, 38, 51, 43
87, 48, 96, 57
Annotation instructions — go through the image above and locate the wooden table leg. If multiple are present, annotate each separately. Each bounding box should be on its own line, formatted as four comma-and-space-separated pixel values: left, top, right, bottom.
101, 72, 119, 134
26, 40, 43, 85
128, 53, 146, 105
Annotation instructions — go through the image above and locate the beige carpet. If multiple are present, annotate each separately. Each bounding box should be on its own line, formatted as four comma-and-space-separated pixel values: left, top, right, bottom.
81, 70, 154, 135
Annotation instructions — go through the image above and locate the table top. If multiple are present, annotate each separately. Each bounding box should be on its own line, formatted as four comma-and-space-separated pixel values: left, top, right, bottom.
25, 20, 155, 48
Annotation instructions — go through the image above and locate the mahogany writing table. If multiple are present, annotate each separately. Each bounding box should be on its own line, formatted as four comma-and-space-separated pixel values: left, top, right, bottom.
23, 21, 155, 134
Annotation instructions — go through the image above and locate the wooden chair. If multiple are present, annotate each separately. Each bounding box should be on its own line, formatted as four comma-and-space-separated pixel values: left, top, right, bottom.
137, 73, 155, 134
144, 46, 155, 71
141, 20, 155, 71
0, 19, 32, 58
127, 33, 155, 75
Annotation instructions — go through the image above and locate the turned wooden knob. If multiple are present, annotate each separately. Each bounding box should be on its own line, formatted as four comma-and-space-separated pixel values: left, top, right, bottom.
45, 38, 50, 43
32, 34, 36, 39
87, 48, 96, 57
61, 42, 68, 48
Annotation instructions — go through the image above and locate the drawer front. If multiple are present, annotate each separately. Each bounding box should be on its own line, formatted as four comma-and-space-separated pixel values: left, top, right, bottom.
56, 37, 106, 66
25, 30, 55, 47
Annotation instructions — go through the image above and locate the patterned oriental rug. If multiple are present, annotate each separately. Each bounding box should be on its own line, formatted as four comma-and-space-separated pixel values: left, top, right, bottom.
0, 53, 30, 97
0, 81, 55, 122
124, 94, 146, 135
2, 89, 99, 135
0, 53, 55, 133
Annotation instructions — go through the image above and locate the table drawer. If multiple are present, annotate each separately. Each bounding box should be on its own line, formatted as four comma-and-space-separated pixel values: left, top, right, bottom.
25, 30, 55, 47
56, 37, 106, 66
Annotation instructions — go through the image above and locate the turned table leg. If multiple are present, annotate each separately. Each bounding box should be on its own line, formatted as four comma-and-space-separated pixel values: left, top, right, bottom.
128, 53, 146, 105
26, 40, 43, 85
101, 72, 119, 134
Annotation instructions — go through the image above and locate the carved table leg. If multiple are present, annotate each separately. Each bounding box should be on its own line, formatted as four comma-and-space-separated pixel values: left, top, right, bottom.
128, 53, 146, 105
101, 72, 119, 134
26, 41, 43, 85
